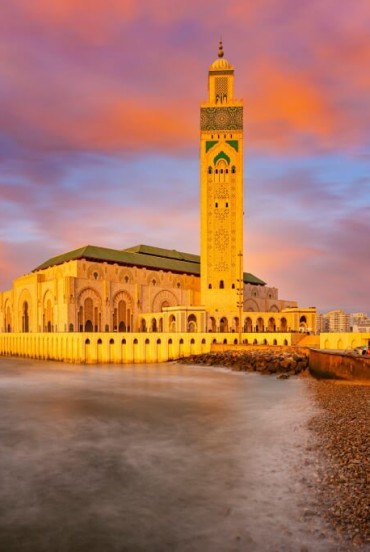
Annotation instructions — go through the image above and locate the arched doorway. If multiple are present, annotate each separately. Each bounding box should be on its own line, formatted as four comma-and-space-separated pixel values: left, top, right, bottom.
113, 296, 132, 333
5, 302, 12, 333
22, 302, 29, 333
256, 317, 264, 332
267, 317, 276, 332
169, 315, 176, 332
43, 295, 53, 333
78, 289, 102, 332
244, 317, 252, 332
299, 316, 307, 332
187, 314, 197, 332
220, 317, 228, 332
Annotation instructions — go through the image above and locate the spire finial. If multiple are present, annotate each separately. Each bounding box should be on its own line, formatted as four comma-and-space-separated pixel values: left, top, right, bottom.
218, 40, 224, 58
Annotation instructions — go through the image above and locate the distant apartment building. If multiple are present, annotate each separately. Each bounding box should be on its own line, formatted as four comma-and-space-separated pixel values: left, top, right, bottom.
351, 312, 370, 333
316, 310, 350, 333
315, 313, 328, 334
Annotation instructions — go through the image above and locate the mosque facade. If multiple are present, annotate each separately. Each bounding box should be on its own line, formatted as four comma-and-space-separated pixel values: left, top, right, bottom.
0, 44, 316, 361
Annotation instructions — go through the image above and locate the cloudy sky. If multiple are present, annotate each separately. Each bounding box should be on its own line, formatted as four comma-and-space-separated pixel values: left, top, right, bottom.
1, 0, 369, 314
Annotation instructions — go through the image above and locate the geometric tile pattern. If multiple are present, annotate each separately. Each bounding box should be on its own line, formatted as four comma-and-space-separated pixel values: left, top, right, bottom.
200, 107, 243, 130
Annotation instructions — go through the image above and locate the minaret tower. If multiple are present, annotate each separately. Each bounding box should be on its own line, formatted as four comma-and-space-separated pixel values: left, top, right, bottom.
200, 42, 244, 314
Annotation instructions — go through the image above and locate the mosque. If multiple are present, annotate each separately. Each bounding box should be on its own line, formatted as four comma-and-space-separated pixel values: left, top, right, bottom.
0, 43, 316, 361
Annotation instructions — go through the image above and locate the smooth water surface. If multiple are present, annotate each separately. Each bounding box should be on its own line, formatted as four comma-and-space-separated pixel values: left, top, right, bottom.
0, 358, 336, 551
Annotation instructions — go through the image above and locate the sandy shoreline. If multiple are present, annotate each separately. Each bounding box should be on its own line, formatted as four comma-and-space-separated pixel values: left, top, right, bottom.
307, 379, 370, 549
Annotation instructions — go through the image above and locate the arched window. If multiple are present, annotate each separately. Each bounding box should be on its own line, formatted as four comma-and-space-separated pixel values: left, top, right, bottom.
208, 166, 212, 174
208, 283, 212, 289
219, 280, 224, 289
231, 166, 236, 174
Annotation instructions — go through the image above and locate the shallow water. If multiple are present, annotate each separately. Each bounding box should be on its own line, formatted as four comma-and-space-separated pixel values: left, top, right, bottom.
0, 358, 338, 551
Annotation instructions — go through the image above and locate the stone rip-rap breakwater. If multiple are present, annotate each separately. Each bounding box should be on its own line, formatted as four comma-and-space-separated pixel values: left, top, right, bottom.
179, 348, 309, 378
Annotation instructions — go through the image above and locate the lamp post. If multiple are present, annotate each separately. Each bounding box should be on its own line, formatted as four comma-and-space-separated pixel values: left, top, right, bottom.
237, 250, 243, 345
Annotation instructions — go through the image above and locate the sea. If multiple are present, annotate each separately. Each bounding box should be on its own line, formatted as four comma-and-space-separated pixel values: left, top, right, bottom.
0, 358, 341, 551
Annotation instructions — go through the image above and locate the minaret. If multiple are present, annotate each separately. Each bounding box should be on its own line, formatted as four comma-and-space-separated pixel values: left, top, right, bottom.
200, 42, 244, 314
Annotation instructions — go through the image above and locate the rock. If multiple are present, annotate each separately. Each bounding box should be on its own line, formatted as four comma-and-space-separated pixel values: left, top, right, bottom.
308, 381, 370, 546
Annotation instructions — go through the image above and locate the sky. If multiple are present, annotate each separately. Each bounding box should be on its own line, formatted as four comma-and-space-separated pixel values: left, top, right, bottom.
0, 0, 369, 314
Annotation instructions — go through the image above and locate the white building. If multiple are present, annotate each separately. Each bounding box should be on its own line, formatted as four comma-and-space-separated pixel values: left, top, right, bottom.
317, 310, 350, 333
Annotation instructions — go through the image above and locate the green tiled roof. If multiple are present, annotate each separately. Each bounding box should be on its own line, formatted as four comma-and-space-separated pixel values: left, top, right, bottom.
33, 244, 266, 285
243, 271, 265, 286
122, 244, 199, 264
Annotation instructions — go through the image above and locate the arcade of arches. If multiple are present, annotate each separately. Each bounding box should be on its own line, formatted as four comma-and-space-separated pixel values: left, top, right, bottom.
0, 247, 315, 336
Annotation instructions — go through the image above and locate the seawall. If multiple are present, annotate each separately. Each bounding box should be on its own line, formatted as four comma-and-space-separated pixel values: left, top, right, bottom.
0, 332, 295, 364
309, 349, 370, 381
